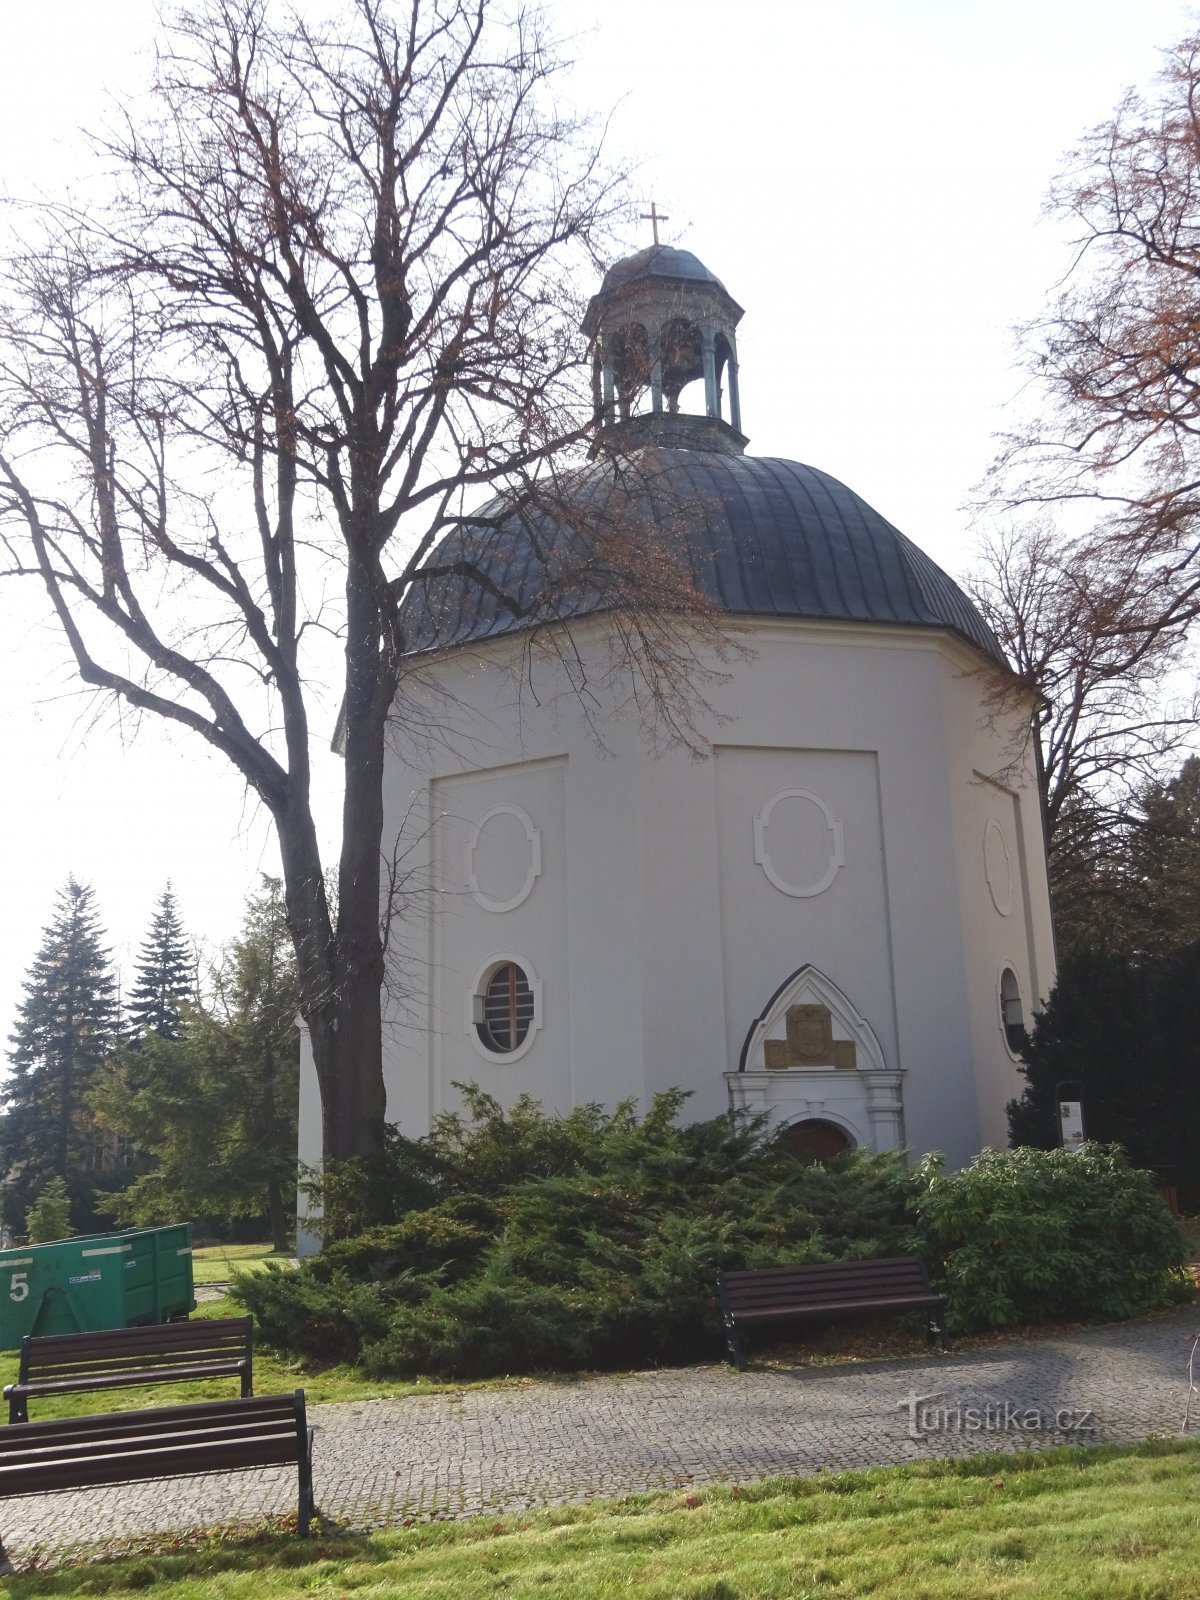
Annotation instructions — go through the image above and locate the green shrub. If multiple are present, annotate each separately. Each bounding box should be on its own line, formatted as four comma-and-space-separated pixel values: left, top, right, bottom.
234, 1262, 394, 1363
912, 1144, 1189, 1332
236, 1096, 1191, 1381
306, 1086, 701, 1238
362, 1271, 599, 1379
313, 1192, 503, 1287
236, 1091, 921, 1376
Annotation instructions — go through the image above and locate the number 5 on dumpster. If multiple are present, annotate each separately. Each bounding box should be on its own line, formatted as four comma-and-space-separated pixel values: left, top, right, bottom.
8, 1273, 28, 1302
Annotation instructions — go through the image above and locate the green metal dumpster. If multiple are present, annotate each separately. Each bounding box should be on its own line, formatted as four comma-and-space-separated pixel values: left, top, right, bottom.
0, 1224, 195, 1347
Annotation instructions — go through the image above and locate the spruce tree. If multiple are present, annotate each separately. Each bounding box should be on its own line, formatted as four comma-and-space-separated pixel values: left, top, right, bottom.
94, 877, 299, 1249
1, 877, 116, 1231
25, 1176, 73, 1243
126, 883, 193, 1041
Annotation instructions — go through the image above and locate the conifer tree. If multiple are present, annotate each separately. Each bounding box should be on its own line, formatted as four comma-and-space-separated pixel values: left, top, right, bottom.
0, 878, 116, 1231
126, 883, 193, 1042
25, 1177, 73, 1244
94, 878, 299, 1249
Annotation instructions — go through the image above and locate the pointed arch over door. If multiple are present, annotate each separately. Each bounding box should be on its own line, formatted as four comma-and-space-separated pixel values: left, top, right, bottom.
738, 964, 887, 1075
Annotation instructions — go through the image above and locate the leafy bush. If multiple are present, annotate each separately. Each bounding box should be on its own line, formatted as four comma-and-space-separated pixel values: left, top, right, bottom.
912, 1144, 1188, 1332
237, 1093, 1191, 1379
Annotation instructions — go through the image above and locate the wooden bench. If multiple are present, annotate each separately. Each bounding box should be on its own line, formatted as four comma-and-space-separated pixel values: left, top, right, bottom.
716, 1256, 948, 1369
0, 1391, 314, 1536
4, 1317, 253, 1423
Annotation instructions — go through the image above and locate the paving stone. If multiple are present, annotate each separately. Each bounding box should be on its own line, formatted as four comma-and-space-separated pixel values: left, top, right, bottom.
6, 1307, 1198, 1566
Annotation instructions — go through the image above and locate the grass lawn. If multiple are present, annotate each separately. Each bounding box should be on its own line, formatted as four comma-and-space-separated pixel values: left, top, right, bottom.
190, 1244, 294, 1286
0, 1296, 507, 1416
4, 1439, 1199, 1598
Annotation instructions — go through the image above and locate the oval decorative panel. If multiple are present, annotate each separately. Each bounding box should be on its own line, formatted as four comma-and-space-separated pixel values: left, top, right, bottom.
983, 816, 1013, 916
753, 788, 845, 898
466, 804, 542, 913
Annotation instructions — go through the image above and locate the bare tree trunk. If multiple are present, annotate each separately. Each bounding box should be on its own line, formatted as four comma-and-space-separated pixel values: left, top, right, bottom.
272, 801, 382, 1165
257, 990, 292, 1254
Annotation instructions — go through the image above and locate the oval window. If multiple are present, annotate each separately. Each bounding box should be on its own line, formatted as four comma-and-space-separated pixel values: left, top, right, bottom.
1000, 968, 1025, 1055
477, 961, 535, 1053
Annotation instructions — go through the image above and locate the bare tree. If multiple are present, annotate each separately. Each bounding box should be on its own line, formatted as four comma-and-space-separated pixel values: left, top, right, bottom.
986, 28, 1200, 644
972, 22, 1200, 951
967, 521, 1197, 944
0, 0, 718, 1177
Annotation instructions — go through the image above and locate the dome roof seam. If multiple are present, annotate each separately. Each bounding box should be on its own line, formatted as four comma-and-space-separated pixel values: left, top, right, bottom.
752, 458, 806, 616
399, 451, 1008, 671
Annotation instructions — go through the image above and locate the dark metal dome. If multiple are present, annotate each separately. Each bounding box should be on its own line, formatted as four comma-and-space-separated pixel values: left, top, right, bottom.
401, 449, 1005, 667
599, 245, 728, 296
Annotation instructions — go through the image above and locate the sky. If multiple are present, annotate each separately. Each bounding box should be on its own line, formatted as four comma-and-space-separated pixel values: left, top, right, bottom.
0, 0, 1193, 1036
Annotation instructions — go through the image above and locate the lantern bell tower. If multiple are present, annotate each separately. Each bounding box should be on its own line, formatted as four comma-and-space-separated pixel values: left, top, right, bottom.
582, 238, 747, 456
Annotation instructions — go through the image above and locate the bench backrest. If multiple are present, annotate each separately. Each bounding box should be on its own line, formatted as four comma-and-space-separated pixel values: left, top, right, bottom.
0, 1391, 305, 1496
718, 1256, 935, 1314
18, 1316, 252, 1385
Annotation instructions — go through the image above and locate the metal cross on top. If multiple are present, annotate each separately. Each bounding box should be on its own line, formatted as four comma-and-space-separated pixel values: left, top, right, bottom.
641, 201, 669, 246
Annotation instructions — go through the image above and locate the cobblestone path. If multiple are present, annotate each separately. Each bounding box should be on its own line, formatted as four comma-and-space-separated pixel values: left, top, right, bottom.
6, 1307, 1198, 1566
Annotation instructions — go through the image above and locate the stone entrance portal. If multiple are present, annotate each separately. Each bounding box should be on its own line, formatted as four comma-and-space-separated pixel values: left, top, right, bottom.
727, 964, 904, 1153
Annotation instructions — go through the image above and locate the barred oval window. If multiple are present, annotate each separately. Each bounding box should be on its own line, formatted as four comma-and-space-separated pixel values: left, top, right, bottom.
477, 961, 535, 1053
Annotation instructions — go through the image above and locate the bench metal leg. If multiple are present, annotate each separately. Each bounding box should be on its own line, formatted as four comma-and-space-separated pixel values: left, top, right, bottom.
241, 1315, 255, 1398
723, 1314, 746, 1372
930, 1310, 949, 1352
298, 1425, 315, 1537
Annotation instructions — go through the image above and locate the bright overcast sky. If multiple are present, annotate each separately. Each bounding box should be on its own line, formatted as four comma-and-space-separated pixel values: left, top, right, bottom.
0, 0, 1192, 1037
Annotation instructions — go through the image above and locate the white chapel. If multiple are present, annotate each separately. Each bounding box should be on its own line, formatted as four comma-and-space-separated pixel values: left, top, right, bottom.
297, 243, 1055, 1218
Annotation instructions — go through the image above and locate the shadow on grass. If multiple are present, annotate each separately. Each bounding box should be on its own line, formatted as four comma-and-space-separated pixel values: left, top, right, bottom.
5, 1516, 373, 1596
7, 1438, 1200, 1595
